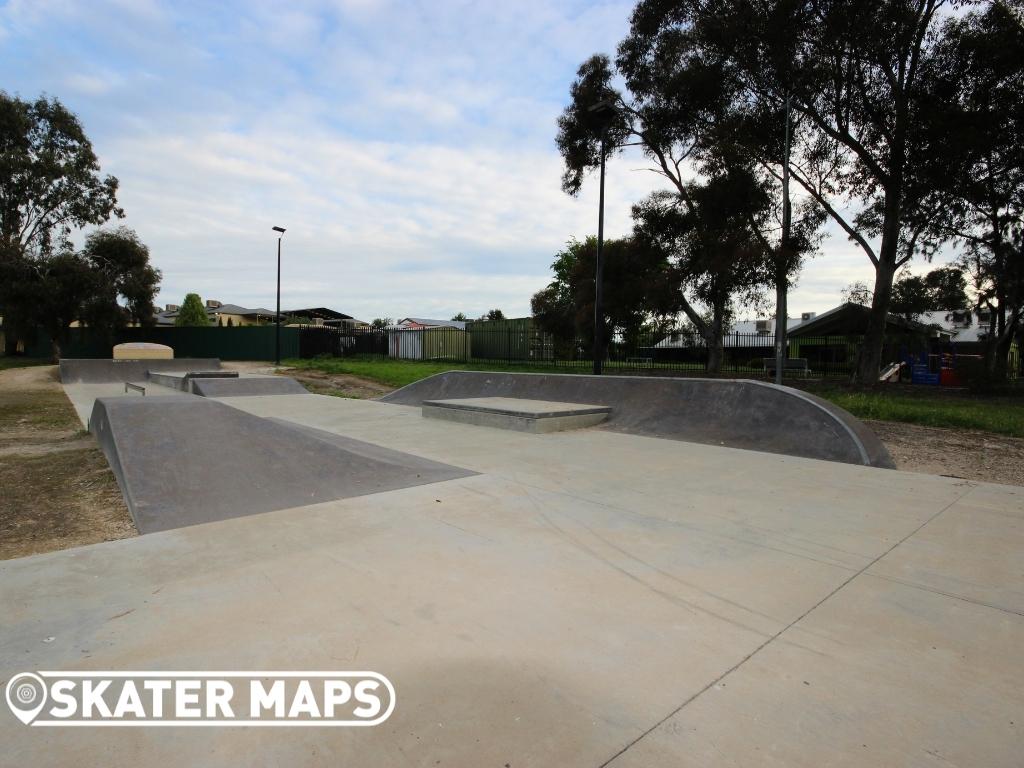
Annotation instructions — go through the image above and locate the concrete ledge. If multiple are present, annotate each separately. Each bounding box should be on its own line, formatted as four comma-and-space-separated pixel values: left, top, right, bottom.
148, 370, 239, 392
423, 397, 611, 433
382, 371, 894, 468
59, 358, 221, 383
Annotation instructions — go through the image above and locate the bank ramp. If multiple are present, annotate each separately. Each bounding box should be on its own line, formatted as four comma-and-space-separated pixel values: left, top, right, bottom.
91, 395, 475, 533
381, 371, 893, 468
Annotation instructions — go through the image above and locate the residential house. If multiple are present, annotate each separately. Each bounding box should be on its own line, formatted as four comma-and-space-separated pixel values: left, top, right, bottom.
284, 307, 369, 331
154, 299, 278, 327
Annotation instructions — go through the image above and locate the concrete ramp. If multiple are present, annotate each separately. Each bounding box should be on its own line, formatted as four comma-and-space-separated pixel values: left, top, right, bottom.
60, 358, 221, 383
381, 371, 894, 468
148, 370, 239, 391
190, 376, 307, 397
90, 395, 475, 533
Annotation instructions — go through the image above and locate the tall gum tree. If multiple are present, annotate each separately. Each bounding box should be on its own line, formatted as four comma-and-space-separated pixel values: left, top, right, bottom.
624, 0, 971, 381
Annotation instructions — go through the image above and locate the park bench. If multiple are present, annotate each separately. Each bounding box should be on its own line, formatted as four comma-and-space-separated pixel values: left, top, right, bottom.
762, 357, 810, 378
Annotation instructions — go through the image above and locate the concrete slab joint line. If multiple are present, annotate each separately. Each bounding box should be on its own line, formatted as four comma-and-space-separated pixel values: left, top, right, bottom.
596, 484, 977, 768
381, 370, 893, 467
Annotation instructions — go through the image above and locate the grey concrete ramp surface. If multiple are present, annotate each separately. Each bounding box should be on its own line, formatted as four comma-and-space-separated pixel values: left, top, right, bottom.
147, 370, 238, 391
90, 395, 474, 533
59, 358, 221, 383
190, 375, 308, 397
382, 371, 893, 468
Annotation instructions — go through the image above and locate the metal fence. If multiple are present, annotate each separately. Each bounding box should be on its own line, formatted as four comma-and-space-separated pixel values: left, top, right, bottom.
297, 325, 976, 379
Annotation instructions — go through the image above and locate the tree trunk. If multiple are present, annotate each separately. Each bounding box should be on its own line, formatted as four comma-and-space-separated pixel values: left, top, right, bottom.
990, 310, 1020, 381
706, 300, 725, 375
774, 274, 787, 385
50, 337, 62, 363
857, 256, 898, 383
856, 177, 903, 384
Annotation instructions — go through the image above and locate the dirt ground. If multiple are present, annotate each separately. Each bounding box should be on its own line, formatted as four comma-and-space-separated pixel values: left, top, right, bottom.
0, 365, 135, 560
864, 418, 1024, 486
271, 366, 395, 399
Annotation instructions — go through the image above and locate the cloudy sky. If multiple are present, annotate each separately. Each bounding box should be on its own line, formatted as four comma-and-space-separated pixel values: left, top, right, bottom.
1, 0, 955, 322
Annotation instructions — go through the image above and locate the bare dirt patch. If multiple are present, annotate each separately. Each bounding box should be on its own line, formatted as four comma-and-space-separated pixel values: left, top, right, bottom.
283, 368, 396, 399
866, 419, 1024, 486
0, 449, 136, 559
0, 364, 135, 560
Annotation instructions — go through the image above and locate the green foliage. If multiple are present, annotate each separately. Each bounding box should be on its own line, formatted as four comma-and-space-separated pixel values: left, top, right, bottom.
0, 93, 131, 355
175, 293, 210, 327
841, 282, 873, 306
817, 388, 1024, 439
369, 318, 392, 331
450, 312, 468, 321
602, 0, 991, 380
481, 309, 505, 322
79, 227, 161, 329
531, 236, 681, 344
924, 3, 1024, 378
890, 267, 970, 321
0, 92, 122, 258
0, 227, 159, 359
555, 20, 824, 372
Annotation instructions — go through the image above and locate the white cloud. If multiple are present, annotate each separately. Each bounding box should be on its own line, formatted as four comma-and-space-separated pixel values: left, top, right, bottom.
1, 0, 962, 324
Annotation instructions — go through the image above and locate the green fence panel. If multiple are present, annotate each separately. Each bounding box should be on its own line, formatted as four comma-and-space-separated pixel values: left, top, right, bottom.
14, 326, 299, 361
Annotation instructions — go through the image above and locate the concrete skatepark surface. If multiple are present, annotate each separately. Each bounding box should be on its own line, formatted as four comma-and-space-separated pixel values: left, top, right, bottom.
383, 371, 894, 468
90, 394, 474, 533
1, 370, 1020, 765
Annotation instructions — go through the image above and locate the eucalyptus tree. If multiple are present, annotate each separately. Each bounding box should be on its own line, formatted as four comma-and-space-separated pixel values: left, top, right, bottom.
557, 28, 822, 378
612, 0, 990, 381
1, 92, 124, 353
926, 1, 1024, 378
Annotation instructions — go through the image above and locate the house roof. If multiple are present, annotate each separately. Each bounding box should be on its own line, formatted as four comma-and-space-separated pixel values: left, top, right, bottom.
153, 303, 278, 325
397, 318, 466, 330
212, 304, 278, 317
788, 302, 952, 339
284, 307, 355, 321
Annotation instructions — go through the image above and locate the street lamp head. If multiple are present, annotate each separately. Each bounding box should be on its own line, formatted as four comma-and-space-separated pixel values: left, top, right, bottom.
272, 226, 286, 234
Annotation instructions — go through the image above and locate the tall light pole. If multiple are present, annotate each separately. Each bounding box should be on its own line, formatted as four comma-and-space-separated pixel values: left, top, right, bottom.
588, 100, 616, 376
272, 226, 286, 365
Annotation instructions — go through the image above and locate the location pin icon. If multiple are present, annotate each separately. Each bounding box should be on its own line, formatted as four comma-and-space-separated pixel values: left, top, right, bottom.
6, 673, 48, 725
